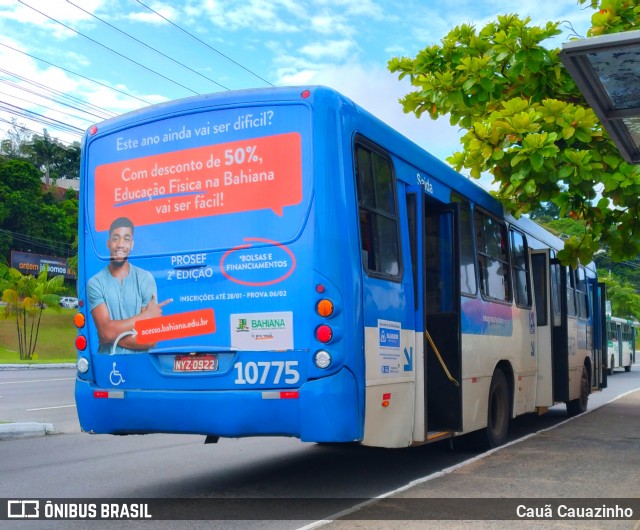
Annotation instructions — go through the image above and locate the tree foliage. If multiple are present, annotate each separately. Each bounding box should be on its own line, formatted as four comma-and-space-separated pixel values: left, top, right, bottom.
538, 214, 640, 321
1, 263, 64, 360
600, 272, 640, 320
0, 158, 78, 261
0, 121, 81, 183
388, 2, 640, 267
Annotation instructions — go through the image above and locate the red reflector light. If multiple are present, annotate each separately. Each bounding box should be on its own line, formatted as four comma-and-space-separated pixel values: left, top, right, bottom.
75, 335, 87, 351
280, 391, 299, 399
316, 324, 332, 343
301, 89, 311, 99
94, 391, 108, 398
89, 125, 98, 135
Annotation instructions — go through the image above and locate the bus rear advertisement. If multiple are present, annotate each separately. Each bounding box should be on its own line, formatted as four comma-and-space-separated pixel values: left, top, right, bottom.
74, 86, 605, 449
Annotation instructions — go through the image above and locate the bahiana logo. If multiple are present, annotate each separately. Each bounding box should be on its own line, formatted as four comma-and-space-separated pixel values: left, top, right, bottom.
251, 317, 286, 330
236, 318, 250, 332
8, 500, 40, 518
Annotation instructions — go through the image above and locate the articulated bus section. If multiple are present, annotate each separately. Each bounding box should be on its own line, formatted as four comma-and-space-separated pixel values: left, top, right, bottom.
74, 86, 604, 449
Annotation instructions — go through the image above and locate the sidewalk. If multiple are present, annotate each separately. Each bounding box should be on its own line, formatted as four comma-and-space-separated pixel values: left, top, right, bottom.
317, 389, 640, 529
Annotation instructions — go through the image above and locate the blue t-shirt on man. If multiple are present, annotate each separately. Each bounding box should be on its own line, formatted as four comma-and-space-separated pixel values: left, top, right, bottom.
87, 264, 157, 354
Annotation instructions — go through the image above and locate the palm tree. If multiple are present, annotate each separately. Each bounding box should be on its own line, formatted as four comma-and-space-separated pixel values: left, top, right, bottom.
1, 263, 64, 360
24, 130, 61, 186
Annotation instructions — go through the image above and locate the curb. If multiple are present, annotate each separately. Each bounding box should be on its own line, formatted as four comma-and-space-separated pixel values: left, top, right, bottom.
0, 422, 56, 440
0, 363, 75, 370
0, 364, 72, 440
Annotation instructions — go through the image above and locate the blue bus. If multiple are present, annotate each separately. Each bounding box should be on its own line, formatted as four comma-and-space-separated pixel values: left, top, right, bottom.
74, 86, 605, 448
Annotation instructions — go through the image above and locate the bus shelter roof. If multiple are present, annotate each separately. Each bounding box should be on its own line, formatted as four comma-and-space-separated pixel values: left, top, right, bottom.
560, 30, 640, 165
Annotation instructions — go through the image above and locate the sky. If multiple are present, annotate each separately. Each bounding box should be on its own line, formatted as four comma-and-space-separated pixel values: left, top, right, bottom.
0, 0, 594, 167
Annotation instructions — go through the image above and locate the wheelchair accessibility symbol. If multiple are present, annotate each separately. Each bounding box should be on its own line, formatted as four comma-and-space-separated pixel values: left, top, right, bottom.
109, 362, 125, 386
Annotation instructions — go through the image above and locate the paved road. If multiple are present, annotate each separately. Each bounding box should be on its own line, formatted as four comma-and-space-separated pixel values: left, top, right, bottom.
1, 364, 639, 529
0, 367, 77, 433
2, 363, 640, 436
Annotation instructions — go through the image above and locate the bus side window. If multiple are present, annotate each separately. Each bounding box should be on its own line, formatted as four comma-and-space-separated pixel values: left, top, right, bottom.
453, 197, 477, 296
355, 142, 401, 278
566, 268, 577, 317
550, 263, 562, 327
510, 229, 531, 308
531, 254, 548, 326
575, 266, 589, 319
475, 210, 512, 302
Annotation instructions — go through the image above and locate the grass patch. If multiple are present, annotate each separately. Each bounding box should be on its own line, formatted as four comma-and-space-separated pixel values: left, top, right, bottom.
0, 308, 78, 363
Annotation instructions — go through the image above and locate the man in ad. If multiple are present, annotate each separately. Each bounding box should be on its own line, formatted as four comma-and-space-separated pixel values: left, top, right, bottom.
87, 217, 172, 354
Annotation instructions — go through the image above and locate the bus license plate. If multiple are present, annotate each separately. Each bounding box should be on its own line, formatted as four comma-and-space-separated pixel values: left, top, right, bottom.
174, 355, 218, 372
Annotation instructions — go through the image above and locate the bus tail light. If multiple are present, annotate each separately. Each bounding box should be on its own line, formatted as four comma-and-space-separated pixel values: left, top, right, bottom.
314, 350, 332, 369
316, 299, 334, 317
74, 313, 85, 328
315, 325, 333, 343
77, 357, 89, 374
75, 335, 87, 351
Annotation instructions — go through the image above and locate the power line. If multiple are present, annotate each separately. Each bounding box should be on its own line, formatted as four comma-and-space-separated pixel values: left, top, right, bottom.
0, 68, 116, 120
0, 42, 153, 106
136, 0, 275, 88
66, 0, 230, 91
0, 118, 79, 146
0, 88, 97, 125
18, 0, 201, 96
0, 229, 75, 254
0, 100, 84, 136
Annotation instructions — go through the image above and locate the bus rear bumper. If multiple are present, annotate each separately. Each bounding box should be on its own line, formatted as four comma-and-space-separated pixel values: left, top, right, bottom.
75, 368, 361, 442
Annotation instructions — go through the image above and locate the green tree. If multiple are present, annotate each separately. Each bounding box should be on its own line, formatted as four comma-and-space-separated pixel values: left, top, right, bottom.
55, 142, 81, 180
0, 158, 78, 260
388, 2, 640, 267
1, 263, 64, 360
23, 130, 61, 185
0, 119, 31, 159
599, 272, 640, 320
0, 159, 44, 258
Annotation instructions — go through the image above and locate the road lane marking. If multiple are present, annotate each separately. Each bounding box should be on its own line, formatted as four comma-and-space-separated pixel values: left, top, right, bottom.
27, 405, 76, 411
0, 378, 75, 385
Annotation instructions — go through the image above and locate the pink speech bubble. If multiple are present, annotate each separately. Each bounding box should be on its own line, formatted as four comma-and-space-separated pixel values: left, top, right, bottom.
94, 133, 302, 231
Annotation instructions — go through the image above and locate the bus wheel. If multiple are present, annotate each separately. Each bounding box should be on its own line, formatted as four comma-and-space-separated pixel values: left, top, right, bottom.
484, 369, 510, 449
566, 365, 589, 417
624, 364, 631, 372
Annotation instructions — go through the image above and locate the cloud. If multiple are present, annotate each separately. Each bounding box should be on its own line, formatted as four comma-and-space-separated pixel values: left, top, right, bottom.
126, 1, 180, 25
300, 62, 464, 163
193, 0, 303, 33
309, 14, 352, 36
300, 40, 355, 61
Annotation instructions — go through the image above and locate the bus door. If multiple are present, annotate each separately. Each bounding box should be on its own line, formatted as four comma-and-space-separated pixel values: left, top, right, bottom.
549, 258, 570, 402
407, 188, 462, 435
423, 201, 462, 433
531, 249, 553, 406
593, 281, 607, 389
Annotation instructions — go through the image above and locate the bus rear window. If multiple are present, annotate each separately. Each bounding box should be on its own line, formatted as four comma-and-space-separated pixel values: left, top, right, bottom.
85, 104, 312, 257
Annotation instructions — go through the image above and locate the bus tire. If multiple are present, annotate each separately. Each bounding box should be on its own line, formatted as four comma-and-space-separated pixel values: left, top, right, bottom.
483, 369, 510, 449
566, 365, 589, 417
624, 364, 631, 373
